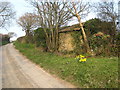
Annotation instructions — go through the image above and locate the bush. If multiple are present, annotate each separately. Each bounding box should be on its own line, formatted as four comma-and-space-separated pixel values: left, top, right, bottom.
115, 32, 120, 57
88, 32, 118, 56
33, 28, 46, 48
84, 18, 113, 37
84, 18, 102, 36
71, 31, 84, 55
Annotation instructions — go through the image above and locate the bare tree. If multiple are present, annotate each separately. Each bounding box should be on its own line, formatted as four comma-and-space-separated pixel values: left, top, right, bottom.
17, 13, 38, 43
28, 1, 73, 52
96, 1, 118, 40
0, 1, 15, 28
66, 0, 91, 54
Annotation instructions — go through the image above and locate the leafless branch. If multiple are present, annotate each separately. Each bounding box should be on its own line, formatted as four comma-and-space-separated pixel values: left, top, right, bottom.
0, 2, 15, 28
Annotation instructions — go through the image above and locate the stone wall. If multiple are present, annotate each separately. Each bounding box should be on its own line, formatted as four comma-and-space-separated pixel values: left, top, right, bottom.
58, 32, 75, 52
17, 36, 26, 43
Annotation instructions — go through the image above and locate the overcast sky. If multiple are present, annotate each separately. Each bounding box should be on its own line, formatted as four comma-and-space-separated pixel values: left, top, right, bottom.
0, 0, 119, 41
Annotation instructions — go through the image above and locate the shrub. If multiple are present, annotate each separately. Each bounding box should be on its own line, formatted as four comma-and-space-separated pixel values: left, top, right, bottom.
33, 28, 46, 48
115, 32, 120, 57
88, 32, 111, 56
84, 18, 113, 37
71, 31, 85, 55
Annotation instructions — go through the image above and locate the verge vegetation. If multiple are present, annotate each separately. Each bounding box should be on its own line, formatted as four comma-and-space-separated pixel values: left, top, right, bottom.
14, 41, 118, 88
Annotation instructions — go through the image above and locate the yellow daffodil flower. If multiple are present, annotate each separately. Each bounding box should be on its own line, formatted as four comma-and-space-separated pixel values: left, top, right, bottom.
75, 55, 87, 62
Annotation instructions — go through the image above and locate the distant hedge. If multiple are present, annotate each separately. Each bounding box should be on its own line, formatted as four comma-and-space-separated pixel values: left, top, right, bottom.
0, 34, 10, 46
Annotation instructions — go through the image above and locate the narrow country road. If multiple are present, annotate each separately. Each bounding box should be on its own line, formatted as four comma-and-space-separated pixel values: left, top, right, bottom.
0, 44, 75, 88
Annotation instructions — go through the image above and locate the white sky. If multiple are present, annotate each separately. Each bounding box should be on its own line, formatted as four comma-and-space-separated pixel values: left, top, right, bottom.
0, 0, 119, 41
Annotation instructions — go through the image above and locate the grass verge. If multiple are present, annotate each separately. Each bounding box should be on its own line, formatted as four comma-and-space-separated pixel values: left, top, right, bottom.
0, 41, 9, 46
14, 41, 118, 88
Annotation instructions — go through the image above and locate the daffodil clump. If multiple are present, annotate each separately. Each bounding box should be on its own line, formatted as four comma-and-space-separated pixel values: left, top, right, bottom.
75, 55, 87, 62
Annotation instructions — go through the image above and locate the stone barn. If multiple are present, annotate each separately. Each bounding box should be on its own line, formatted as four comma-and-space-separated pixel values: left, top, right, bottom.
58, 24, 82, 53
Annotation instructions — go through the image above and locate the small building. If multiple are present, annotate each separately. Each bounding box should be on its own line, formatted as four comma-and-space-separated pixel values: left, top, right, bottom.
58, 24, 82, 53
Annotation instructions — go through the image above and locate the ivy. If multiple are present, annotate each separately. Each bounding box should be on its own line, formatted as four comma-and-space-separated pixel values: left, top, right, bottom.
34, 28, 46, 47
71, 31, 84, 55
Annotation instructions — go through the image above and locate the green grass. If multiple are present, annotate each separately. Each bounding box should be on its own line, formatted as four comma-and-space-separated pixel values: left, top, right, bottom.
14, 41, 119, 88
0, 41, 9, 46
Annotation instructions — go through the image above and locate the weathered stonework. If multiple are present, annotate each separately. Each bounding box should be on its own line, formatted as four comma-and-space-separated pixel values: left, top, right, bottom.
58, 32, 75, 52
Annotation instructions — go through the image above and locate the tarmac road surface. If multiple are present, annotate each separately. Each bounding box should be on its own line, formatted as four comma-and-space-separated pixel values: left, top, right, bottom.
0, 43, 75, 88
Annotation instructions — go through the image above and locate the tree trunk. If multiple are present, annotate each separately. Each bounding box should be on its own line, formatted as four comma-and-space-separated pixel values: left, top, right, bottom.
25, 30, 30, 43
55, 27, 59, 52
76, 14, 91, 54
72, 3, 91, 54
